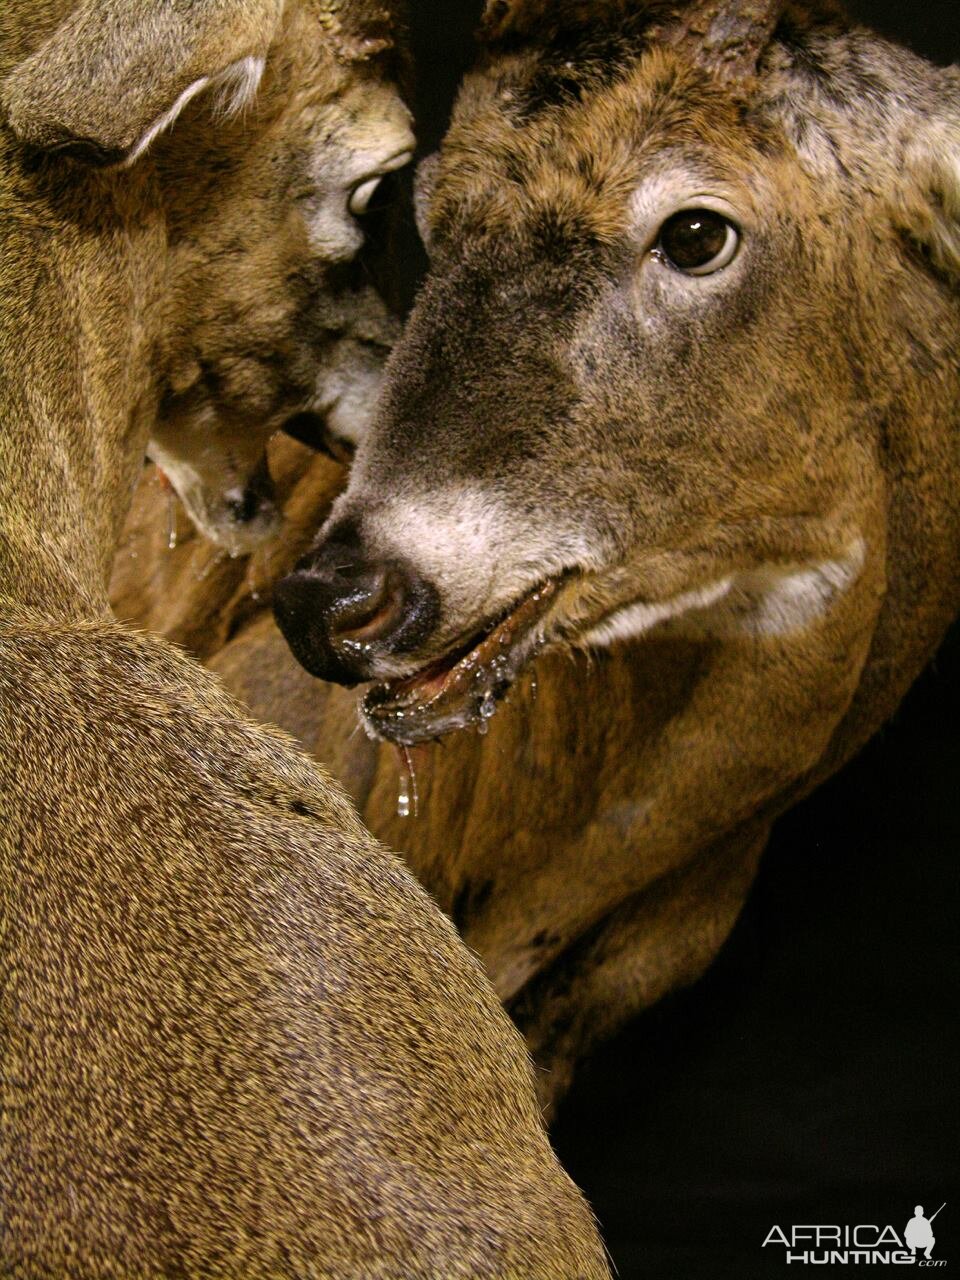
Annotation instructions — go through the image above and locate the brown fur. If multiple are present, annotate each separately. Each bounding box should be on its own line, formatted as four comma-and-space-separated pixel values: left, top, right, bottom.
113, 0, 960, 1116
114, 451, 772, 1110
0, 2, 609, 1274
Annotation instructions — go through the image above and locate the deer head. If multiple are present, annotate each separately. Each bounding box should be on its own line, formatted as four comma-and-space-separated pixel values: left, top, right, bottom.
273, 0, 960, 741
3, 0, 414, 554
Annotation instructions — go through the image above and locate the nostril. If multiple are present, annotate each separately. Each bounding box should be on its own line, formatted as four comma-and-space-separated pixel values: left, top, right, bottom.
273, 546, 441, 687
329, 566, 408, 645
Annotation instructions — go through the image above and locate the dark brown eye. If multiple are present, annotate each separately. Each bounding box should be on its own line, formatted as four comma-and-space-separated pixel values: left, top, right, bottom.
656, 208, 740, 276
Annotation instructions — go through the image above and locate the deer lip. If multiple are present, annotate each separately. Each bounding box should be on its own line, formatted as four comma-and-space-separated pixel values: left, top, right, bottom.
361, 578, 562, 746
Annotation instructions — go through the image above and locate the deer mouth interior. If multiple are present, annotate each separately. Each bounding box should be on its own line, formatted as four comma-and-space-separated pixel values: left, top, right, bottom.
361, 578, 561, 745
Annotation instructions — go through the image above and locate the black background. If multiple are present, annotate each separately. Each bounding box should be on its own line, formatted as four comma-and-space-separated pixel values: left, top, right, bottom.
402, 5, 960, 1277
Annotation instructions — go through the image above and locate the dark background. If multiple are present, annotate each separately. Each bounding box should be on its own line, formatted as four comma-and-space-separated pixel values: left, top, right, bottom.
401, 5, 960, 1277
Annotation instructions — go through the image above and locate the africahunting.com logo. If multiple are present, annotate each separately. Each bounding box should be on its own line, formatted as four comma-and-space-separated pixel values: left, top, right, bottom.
763, 1204, 947, 1266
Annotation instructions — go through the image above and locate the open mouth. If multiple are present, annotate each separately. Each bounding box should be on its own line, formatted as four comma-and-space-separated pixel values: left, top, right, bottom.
361, 578, 563, 745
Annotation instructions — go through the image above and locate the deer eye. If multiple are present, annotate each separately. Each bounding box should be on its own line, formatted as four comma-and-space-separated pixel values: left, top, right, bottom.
349, 176, 383, 217
656, 209, 740, 276
348, 149, 415, 219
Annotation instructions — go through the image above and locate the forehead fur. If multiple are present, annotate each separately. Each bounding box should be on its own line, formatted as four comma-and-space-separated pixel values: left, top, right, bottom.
482, 0, 673, 46
263, 0, 404, 97
430, 48, 777, 251
301, 0, 406, 66
428, 2, 956, 264
156, 0, 405, 167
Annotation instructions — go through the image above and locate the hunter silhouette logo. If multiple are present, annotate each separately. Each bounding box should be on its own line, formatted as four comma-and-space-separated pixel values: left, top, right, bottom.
906, 1206, 946, 1262
763, 1203, 947, 1266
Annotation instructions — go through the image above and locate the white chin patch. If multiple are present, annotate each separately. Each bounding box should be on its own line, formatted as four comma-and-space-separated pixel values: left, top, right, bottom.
722, 540, 867, 639
581, 578, 735, 648
582, 539, 867, 649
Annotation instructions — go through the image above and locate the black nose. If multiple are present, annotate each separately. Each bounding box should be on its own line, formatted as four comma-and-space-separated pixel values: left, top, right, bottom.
272, 527, 439, 686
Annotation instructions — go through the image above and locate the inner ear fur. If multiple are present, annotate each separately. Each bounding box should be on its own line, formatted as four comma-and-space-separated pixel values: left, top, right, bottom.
1, 0, 286, 165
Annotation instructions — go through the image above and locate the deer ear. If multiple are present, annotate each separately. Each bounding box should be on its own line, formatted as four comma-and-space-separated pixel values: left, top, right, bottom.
1, 0, 286, 167
894, 82, 960, 283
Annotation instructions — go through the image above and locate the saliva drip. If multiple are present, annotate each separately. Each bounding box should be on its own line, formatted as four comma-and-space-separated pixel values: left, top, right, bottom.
195, 549, 227, 583
477, 690, 497, 735
396, 744, 419, 818
166, 491, 178, 551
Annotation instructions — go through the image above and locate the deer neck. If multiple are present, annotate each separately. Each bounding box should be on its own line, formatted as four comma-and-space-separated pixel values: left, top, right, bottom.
0, 142, 166, 621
